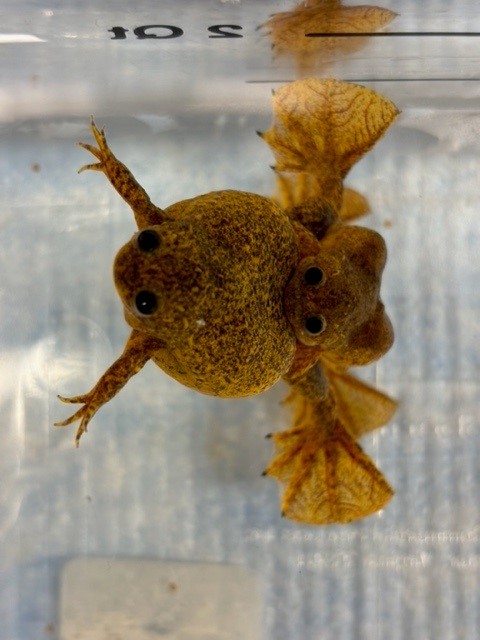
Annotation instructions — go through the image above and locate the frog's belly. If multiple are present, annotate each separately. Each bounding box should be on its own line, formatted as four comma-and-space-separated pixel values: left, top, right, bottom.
151, 317, 296, 398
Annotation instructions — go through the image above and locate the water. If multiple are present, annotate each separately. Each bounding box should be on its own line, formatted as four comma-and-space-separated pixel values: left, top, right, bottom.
1, 1, 480, 638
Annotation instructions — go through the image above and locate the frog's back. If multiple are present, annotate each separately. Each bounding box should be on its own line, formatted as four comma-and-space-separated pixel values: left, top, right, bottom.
153, 190, 298, 397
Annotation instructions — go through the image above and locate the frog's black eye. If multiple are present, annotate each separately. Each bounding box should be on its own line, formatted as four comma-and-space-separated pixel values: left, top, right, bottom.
135, 290, 158, 315
304, 266, 324, 286
137, 229, 160, 252
304, 316, 326, 335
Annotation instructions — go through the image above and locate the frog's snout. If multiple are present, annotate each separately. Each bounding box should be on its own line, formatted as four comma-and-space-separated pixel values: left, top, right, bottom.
113, 231, 163, 318
113, 224, 208, 327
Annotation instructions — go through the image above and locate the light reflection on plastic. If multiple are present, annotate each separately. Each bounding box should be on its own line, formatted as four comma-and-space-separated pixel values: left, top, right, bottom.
0, 34, 46, 44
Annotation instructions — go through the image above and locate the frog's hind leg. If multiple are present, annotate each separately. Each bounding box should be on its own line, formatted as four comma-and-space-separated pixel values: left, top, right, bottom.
274, 171, 319, 209
264, 392, 393, 525
78, 117, 168, 228
324, 365, 398, 439
262, 78, 399, 211
339, 188, 371, 222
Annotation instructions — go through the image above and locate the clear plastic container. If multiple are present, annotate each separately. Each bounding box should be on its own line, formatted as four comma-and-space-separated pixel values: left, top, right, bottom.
1, 1, 479, 638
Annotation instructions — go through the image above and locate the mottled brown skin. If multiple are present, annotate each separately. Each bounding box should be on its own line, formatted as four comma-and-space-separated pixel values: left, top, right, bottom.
284, 211, 393, 364
116, 191, 297, 396
267, 204, 395, 523
56, 121, 297, 443
261, 187, 395, 524
57, 79, 398, 525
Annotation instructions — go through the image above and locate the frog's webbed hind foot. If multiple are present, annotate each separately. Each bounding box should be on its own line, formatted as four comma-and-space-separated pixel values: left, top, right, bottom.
264, 398, 393, 525
340, 188, 370, 222
326, 367, 398, 439
262, 78, 399, 209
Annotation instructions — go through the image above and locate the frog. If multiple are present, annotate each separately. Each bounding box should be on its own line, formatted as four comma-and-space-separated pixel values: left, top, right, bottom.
56, 78, 399, 525
261, 0, 398, 77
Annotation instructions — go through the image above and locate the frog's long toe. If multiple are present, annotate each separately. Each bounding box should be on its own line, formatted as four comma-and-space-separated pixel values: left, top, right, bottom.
77, 141, 104, 173
57, 393, 90, 404
54, 403, 93, 446
77, 118, 111, 173
88, 117, 107, 148
77, 142, 102, 160
55, 388, 101, 445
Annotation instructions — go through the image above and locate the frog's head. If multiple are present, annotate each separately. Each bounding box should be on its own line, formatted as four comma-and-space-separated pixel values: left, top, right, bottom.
284, 225, 393, 366
113, 220, 214, 342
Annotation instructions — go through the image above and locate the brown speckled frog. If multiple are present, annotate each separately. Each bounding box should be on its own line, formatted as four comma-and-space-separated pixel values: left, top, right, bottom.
56, 78, 399, 525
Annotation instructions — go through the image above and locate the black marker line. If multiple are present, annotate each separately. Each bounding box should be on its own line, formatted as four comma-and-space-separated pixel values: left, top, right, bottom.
306, 32, 480, 37
246, 78, 480, 84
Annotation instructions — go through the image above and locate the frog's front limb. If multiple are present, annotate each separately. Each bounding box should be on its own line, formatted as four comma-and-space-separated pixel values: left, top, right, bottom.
265, 362, 393, 524
55, 330, 164, 446
78, 118, 168, 229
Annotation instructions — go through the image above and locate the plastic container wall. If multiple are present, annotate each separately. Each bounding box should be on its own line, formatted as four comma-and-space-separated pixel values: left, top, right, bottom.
1, 1, 479, 638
